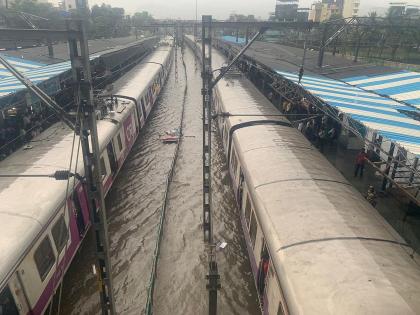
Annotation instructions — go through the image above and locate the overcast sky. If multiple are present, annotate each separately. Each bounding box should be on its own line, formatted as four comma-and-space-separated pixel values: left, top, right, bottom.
87, 0, 420, 19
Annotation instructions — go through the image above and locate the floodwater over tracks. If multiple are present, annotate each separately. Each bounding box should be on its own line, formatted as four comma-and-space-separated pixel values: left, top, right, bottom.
59, 46, 259, 315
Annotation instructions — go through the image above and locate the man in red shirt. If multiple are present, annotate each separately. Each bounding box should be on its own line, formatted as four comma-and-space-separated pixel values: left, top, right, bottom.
354, 148, 368, 178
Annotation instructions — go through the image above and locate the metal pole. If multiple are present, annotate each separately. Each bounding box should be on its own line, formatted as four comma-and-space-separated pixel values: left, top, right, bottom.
318, 24, 327, 68
299, 34, 307, 83
201, 15, 221, 315
72, 1, 117, 313
211, 27, 267, 89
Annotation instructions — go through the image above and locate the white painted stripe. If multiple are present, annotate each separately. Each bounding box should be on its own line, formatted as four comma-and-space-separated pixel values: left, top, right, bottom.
336, 107, 420, 126
308, 89, 401, 105
346, 72, 416, 85
1, 59, 43, 69
359, 121, 420, 138
363, 77, 420, 91
285, 76, 364, 92
396, 143, 420, 155
391, 90, 420, 101
277, 71, 348, 86
300, 82, 382, 98
323, 98, 399, 113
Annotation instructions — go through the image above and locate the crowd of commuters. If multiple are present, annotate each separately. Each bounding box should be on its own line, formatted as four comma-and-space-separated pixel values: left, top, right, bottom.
278, 97, 341, 153
0, 106, 55, 159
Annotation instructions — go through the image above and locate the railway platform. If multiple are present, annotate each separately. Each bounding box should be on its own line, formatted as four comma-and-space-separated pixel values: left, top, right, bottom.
323, 143, 420, 254
216, 36, 420, 254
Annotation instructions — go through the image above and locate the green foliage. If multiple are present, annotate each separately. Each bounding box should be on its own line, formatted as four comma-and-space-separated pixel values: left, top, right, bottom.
9, 0, 57, 18
89, 3, 130, 38
132, 11, 154, 27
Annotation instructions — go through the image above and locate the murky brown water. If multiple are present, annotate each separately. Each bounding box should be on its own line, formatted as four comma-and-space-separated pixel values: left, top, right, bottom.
59, 47, 259, 315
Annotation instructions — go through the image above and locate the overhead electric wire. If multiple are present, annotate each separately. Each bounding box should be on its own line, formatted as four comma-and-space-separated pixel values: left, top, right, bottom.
54, 87, 83, 315
220, 41, 420, 202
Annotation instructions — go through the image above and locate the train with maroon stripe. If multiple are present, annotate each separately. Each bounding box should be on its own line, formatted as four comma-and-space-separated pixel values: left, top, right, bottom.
0, 44, 173, 314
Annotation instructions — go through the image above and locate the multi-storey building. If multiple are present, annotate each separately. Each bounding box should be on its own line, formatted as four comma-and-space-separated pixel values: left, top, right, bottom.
309, 0, 359, 21
275, 0, 299, 21
342, 0, 360, 18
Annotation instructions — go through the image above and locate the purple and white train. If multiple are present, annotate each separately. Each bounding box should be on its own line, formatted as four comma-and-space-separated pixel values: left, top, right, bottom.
0, 44, 172, 314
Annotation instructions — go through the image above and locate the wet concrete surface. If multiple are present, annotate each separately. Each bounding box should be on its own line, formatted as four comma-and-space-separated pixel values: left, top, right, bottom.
59, 47, 259, 315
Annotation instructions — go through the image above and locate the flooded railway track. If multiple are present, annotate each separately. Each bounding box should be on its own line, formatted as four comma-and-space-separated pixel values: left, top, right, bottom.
59, 46, 259, 315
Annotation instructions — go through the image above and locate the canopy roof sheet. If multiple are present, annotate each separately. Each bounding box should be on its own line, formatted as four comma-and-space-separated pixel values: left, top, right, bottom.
222, 35, 246, 45
344, 71, 420, 110
0, 55, 45, 79
277, 70, 420, 156
0, 54, 98, 99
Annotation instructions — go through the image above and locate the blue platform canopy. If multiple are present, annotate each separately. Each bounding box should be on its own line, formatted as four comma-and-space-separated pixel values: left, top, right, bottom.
0, 54, 99, 99
344, 71, 420, 110
222, 35, 246, 45
277, 70, 420, 156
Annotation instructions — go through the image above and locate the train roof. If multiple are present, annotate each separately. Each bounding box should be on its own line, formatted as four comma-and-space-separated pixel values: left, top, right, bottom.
2, 36, 152, 65
213, 49, 420, 313
0, 44, 171, 289
112, 47, 172, 100
219, 39, 420, 158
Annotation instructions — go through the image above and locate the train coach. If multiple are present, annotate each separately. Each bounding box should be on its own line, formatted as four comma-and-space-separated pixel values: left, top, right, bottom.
185, 35, 420, 314
0, 43, 172, 315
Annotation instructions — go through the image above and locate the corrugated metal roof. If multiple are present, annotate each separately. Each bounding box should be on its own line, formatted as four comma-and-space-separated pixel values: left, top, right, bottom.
344, 71, 420, 110
277, 70, 420, 156
222, 35, 246, 45
0, 55, 45, 79
0, 54, 98, 98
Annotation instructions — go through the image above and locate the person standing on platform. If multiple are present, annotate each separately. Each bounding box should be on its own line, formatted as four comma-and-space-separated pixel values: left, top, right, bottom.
354, 148, 368, 178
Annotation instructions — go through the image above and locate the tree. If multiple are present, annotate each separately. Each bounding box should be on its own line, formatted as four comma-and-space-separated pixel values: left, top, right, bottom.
132, 11, 154, 28
89, 4, 130, 38
9, 0, 57, 18
3, 0, 62, 28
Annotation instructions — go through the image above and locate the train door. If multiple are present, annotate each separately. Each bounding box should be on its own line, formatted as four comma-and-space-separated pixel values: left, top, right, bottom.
238, 169, 244, 209
257, 241, 269, 297
73, 192, 86, 237
106, 142, 118, 174
265, 262, 287, 315
0, 285, 20, 315
7, 274, 30, 315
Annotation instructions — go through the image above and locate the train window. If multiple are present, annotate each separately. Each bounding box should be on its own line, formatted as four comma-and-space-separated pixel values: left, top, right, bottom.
52, 215, 69, 254
249, 210, 258, 249
245, 196, 252, 229
34, 236, 56, 281
100, 157, 107, 177
117, 133, 123, 152
0, 286, 19, 315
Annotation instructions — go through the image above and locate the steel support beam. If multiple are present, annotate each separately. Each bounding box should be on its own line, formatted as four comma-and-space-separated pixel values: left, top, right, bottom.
201, 15, 220, 315
0, 28, 81, 41
68, 15, 116, 314
0, 13, 116, 315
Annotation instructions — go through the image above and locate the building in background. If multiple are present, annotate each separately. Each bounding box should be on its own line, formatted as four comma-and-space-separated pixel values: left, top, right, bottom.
309, 0, 359, 21
389, 2, 420, 17
297, 8, 310, 21
342, 0, 360, 18
275, 0, 299, 21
